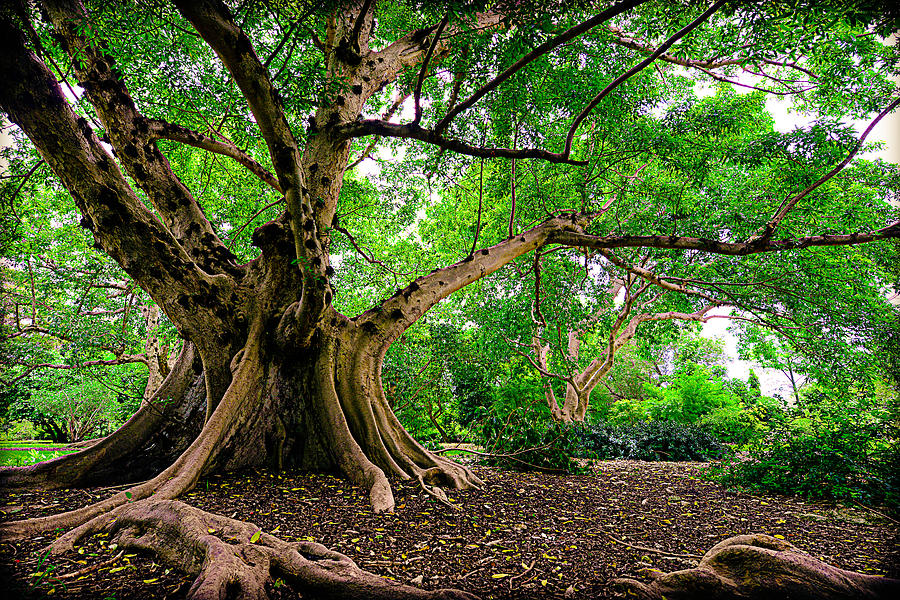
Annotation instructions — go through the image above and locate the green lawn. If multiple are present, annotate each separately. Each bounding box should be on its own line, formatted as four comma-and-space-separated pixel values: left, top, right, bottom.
0, 441, 78, 466
0, 440, 55, 446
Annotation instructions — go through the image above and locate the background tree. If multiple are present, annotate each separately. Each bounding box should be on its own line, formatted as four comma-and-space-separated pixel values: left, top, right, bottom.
1, 1, 899, 598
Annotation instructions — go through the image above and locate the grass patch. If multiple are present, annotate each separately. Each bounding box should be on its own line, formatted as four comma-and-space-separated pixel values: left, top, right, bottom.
0, 440, 55, 447
0, 445, 78, 466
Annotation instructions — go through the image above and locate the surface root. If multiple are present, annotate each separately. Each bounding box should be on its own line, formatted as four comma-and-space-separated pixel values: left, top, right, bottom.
614, 533, 900, 600
65, 498, 480, 600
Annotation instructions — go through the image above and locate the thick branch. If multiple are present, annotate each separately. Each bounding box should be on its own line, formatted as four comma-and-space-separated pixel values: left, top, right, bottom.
361, 214, 593, 344
147, 118, 282, 193
42, 0, 236, 273
0, 11, 214, 337
552, 225, 900, 256
174, 0, 304, 199
338, 120, 586, 165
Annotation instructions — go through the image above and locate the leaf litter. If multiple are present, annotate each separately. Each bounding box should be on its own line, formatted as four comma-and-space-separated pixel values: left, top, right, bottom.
1, 460, 897, 599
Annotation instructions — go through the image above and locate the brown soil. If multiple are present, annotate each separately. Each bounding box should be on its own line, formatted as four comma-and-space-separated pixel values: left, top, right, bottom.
1, 459, 897, 599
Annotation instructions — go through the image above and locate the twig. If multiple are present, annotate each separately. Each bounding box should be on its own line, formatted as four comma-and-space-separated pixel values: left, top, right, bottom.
95, 480, 149, 492
57, 550, 124, 580
509, 559, 536, 589
460, 566, 484, 580
850, 499, 900, 525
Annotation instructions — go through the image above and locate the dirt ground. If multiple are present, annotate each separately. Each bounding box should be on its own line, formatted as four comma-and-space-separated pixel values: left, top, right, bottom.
2, 459, 898, 599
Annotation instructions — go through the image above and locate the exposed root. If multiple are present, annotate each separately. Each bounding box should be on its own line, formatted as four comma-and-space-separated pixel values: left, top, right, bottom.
416, 470, 454, 509
366, 472, 396, 514
602, 532, 702, 560
614, 533, 900, 600
69, 498, 479, 600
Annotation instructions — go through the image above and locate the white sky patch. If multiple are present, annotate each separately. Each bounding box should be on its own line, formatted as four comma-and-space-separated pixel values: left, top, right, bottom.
700, 309, 787, 397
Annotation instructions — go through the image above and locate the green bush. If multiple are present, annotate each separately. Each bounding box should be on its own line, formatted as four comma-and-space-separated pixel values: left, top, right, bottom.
709, 398, 899, 509
644, 368, 732, 424
700, 404, 768, 445
601, 397, 649, 425
473, 401, 587, 473
0, 419, 40, 441
577, 420, 726, 461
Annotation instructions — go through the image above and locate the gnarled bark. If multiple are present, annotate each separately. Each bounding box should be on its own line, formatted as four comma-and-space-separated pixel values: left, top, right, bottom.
615, 534, 900, 600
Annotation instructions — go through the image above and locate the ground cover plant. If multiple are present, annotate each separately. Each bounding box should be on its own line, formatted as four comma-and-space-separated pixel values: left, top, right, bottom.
2, 0, 899, 598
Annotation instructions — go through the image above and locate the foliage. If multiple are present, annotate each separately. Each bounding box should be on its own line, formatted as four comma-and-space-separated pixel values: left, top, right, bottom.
473, 394, 588, 473
700, 404, 769, 446
6, 367, 142, 442
643, 366, 733, 423
0, 419, 40, 441
710, 392, 900, 509
576, 421, 726, 462
0, 446, 76, 467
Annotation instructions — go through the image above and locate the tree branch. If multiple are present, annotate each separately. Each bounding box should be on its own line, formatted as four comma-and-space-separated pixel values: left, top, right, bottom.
338, 120, 587, 165
0, 10, 215, 335
173, 0, 304, 197
146, 119, 281, 193
749, 94, 900, 242
413, 13, 450, 126
434, 0, 649, 135
551, 224, 900, 256
42, 0, 236, 273
361, 214, 594, 344
564, 0, 728, 156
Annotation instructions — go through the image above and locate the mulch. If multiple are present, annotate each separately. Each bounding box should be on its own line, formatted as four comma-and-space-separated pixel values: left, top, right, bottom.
1, 459, 898, 599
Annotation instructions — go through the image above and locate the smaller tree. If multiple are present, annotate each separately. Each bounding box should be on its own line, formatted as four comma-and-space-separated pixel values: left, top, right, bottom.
518, 249, 729, 423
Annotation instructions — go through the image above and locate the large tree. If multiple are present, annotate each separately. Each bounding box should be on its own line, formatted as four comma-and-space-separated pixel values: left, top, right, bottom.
1, 0, 899, 597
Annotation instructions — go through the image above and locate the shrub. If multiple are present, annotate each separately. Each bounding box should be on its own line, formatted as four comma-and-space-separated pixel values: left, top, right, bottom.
701, 404, 768, 445
643, 367, 734, 424
473, 402, 587, 473
709, 398, 899, 509
578, 420, 726, 461
0, 419, 40, 441
601, 397, 649, 425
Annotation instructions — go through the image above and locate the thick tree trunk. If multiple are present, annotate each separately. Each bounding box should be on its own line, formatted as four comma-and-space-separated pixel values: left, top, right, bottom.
0, 303, 483, 598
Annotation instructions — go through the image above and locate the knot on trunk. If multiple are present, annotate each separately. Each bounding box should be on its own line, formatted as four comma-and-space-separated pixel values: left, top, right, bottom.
250, 220, 294, 257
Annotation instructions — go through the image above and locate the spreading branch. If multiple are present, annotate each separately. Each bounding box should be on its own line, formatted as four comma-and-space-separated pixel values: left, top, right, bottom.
42, 0, 234, 269
146, 118, 282, 193
749, 94, 900, 242
433, 0, 649, 134
564, 0, 728, 156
